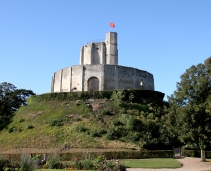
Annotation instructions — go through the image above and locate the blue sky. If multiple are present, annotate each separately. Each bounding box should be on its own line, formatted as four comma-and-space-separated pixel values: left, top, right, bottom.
0, 0, 211, 100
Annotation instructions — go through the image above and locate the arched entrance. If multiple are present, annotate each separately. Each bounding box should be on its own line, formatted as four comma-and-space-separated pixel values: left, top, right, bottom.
88, 77, 99, 93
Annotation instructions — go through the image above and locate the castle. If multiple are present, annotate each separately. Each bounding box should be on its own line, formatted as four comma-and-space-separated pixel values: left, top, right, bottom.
51, 32, 154, 93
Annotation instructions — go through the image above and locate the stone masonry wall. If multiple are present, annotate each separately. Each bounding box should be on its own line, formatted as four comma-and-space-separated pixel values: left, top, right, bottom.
52, 64, 154, 93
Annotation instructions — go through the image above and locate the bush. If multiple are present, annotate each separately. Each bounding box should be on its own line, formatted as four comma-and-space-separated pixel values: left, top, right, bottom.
20, 153, 37, 171
87, 129, 107, 137
0, 155, 9, 171
47, 153, 62, 169
81, 159, 94, 170
26, 125, 34, 129
47, 119, 63, 126
8, 127, 15, 133
93, 155, 126, 171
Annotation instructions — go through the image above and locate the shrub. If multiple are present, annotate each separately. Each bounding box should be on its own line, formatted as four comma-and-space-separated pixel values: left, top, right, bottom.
87, 129, 107, 137
26, 125, 34, 129
8, 127, 14, 133
20, 153, 37, 171
47, 119, 63, 126
0, 155, 9, 171
81, 159, 94, 170
93, 155, 126, 171
75, 125, 88, 133
47, 153, 62, 169
19, 118, 25, 123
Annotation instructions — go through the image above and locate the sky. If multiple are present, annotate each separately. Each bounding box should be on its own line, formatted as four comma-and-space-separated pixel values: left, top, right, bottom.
0, 0, 211, 101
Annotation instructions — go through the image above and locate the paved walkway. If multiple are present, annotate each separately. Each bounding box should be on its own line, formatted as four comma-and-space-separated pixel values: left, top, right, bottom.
127, 157, 211, 171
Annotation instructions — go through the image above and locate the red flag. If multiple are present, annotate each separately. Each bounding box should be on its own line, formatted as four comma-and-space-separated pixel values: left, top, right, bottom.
110, 22, 115, 28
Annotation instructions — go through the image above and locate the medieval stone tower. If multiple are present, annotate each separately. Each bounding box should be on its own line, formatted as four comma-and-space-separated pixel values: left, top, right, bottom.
51, 32, 154, 93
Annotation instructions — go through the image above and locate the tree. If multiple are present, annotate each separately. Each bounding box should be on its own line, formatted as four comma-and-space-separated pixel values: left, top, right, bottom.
0, 82, 35, 129
168, 57, 211, 161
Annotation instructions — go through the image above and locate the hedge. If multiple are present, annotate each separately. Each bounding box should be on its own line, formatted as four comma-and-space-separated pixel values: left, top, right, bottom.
27, 89, 164, 104
182, 150, 211, 158
1, 150, 173, 164
59, 150, 173, 161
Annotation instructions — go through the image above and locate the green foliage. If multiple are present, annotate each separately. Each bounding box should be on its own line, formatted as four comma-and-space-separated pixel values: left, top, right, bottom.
87, 129, 107, 137
26, 125, 34, 129
47, 153, 62, 169
47, 119, 63, 126
111, 89, 127, 104
0, 86, 171, 150
111, 89, 164, 103
122, 158, 182, 168
27, 90, 113, 104
20, 153, 37, 171
168, 57, 211, 151
0, 155, 9, 171
92, 91, 113, 99
19, 118, 25, 123
129, 93, 135, 103
93, 155, 126, 171
80, 159, 94, 170
0, 82, 35, 129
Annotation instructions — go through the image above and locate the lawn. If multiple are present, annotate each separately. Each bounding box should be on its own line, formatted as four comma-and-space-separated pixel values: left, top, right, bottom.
6, 158, 182, 171
37, 170, 94, 171
121, 158, 182, 168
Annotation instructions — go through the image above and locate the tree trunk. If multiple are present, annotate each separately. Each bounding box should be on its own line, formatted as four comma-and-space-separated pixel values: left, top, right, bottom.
201, 149, 206, 162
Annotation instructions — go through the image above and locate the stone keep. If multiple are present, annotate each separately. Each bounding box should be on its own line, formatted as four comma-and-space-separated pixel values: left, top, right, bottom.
51, 32, 154, 93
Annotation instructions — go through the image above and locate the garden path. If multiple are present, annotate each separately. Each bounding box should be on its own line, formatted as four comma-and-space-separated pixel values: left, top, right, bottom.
127, 157, 211, 171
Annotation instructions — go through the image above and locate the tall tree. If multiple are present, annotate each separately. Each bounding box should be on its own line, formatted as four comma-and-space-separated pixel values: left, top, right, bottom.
0, 82, 35, 129
168, 57, 211, 161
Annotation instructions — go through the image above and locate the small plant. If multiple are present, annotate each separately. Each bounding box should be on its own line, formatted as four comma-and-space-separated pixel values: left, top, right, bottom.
81, 159, 94, 170
19, 118, 25, 123
74, 157, 83, 170
93, 155, 126, 171
47, 119, 63, 126
47, 153, 62, 169
0, 155, 9, 171
26, 125, 34, 129
20, 153, 37, 171
8, 127, 14, 133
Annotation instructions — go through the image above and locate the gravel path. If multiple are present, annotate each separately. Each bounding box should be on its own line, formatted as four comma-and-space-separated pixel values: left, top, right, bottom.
126, 157, 211, 171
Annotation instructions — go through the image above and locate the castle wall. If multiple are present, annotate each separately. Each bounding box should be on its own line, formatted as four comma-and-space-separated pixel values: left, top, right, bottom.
71, 66, 84, 91
80, 42, 106, 65
104, 65, 116, 90
61, 67, 71, 92
92, 43, 100, 64
117, 66, 134, 89
83, 44, 92, 64
147, 73, 154, 90
53, 70, 62, 92
83, 65, 104, 91
52, 65, 154, 93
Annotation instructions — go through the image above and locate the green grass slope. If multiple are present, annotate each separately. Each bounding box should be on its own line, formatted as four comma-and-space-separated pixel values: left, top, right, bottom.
0, 90, 168, 153
0, 99, 140, 152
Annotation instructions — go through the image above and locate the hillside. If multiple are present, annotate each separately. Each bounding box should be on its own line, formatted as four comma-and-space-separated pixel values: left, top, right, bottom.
0, 90, 169, 153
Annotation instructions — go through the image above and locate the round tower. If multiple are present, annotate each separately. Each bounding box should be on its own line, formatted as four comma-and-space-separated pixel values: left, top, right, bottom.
105, 32, 118, 65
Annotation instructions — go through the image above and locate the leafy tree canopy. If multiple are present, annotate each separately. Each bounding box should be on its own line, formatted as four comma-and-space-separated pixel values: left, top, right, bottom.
167, 57, 211, 161
0, 82, 35, 129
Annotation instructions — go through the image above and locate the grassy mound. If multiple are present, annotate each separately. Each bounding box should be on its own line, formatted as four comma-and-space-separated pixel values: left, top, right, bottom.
0, 89, 168, 152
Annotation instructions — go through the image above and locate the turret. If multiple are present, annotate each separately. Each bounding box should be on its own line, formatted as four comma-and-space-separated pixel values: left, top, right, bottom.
105, 32, 118, 65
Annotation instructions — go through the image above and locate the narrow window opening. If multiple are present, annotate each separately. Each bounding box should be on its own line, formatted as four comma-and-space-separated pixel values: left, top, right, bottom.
140, 79, 144, 86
